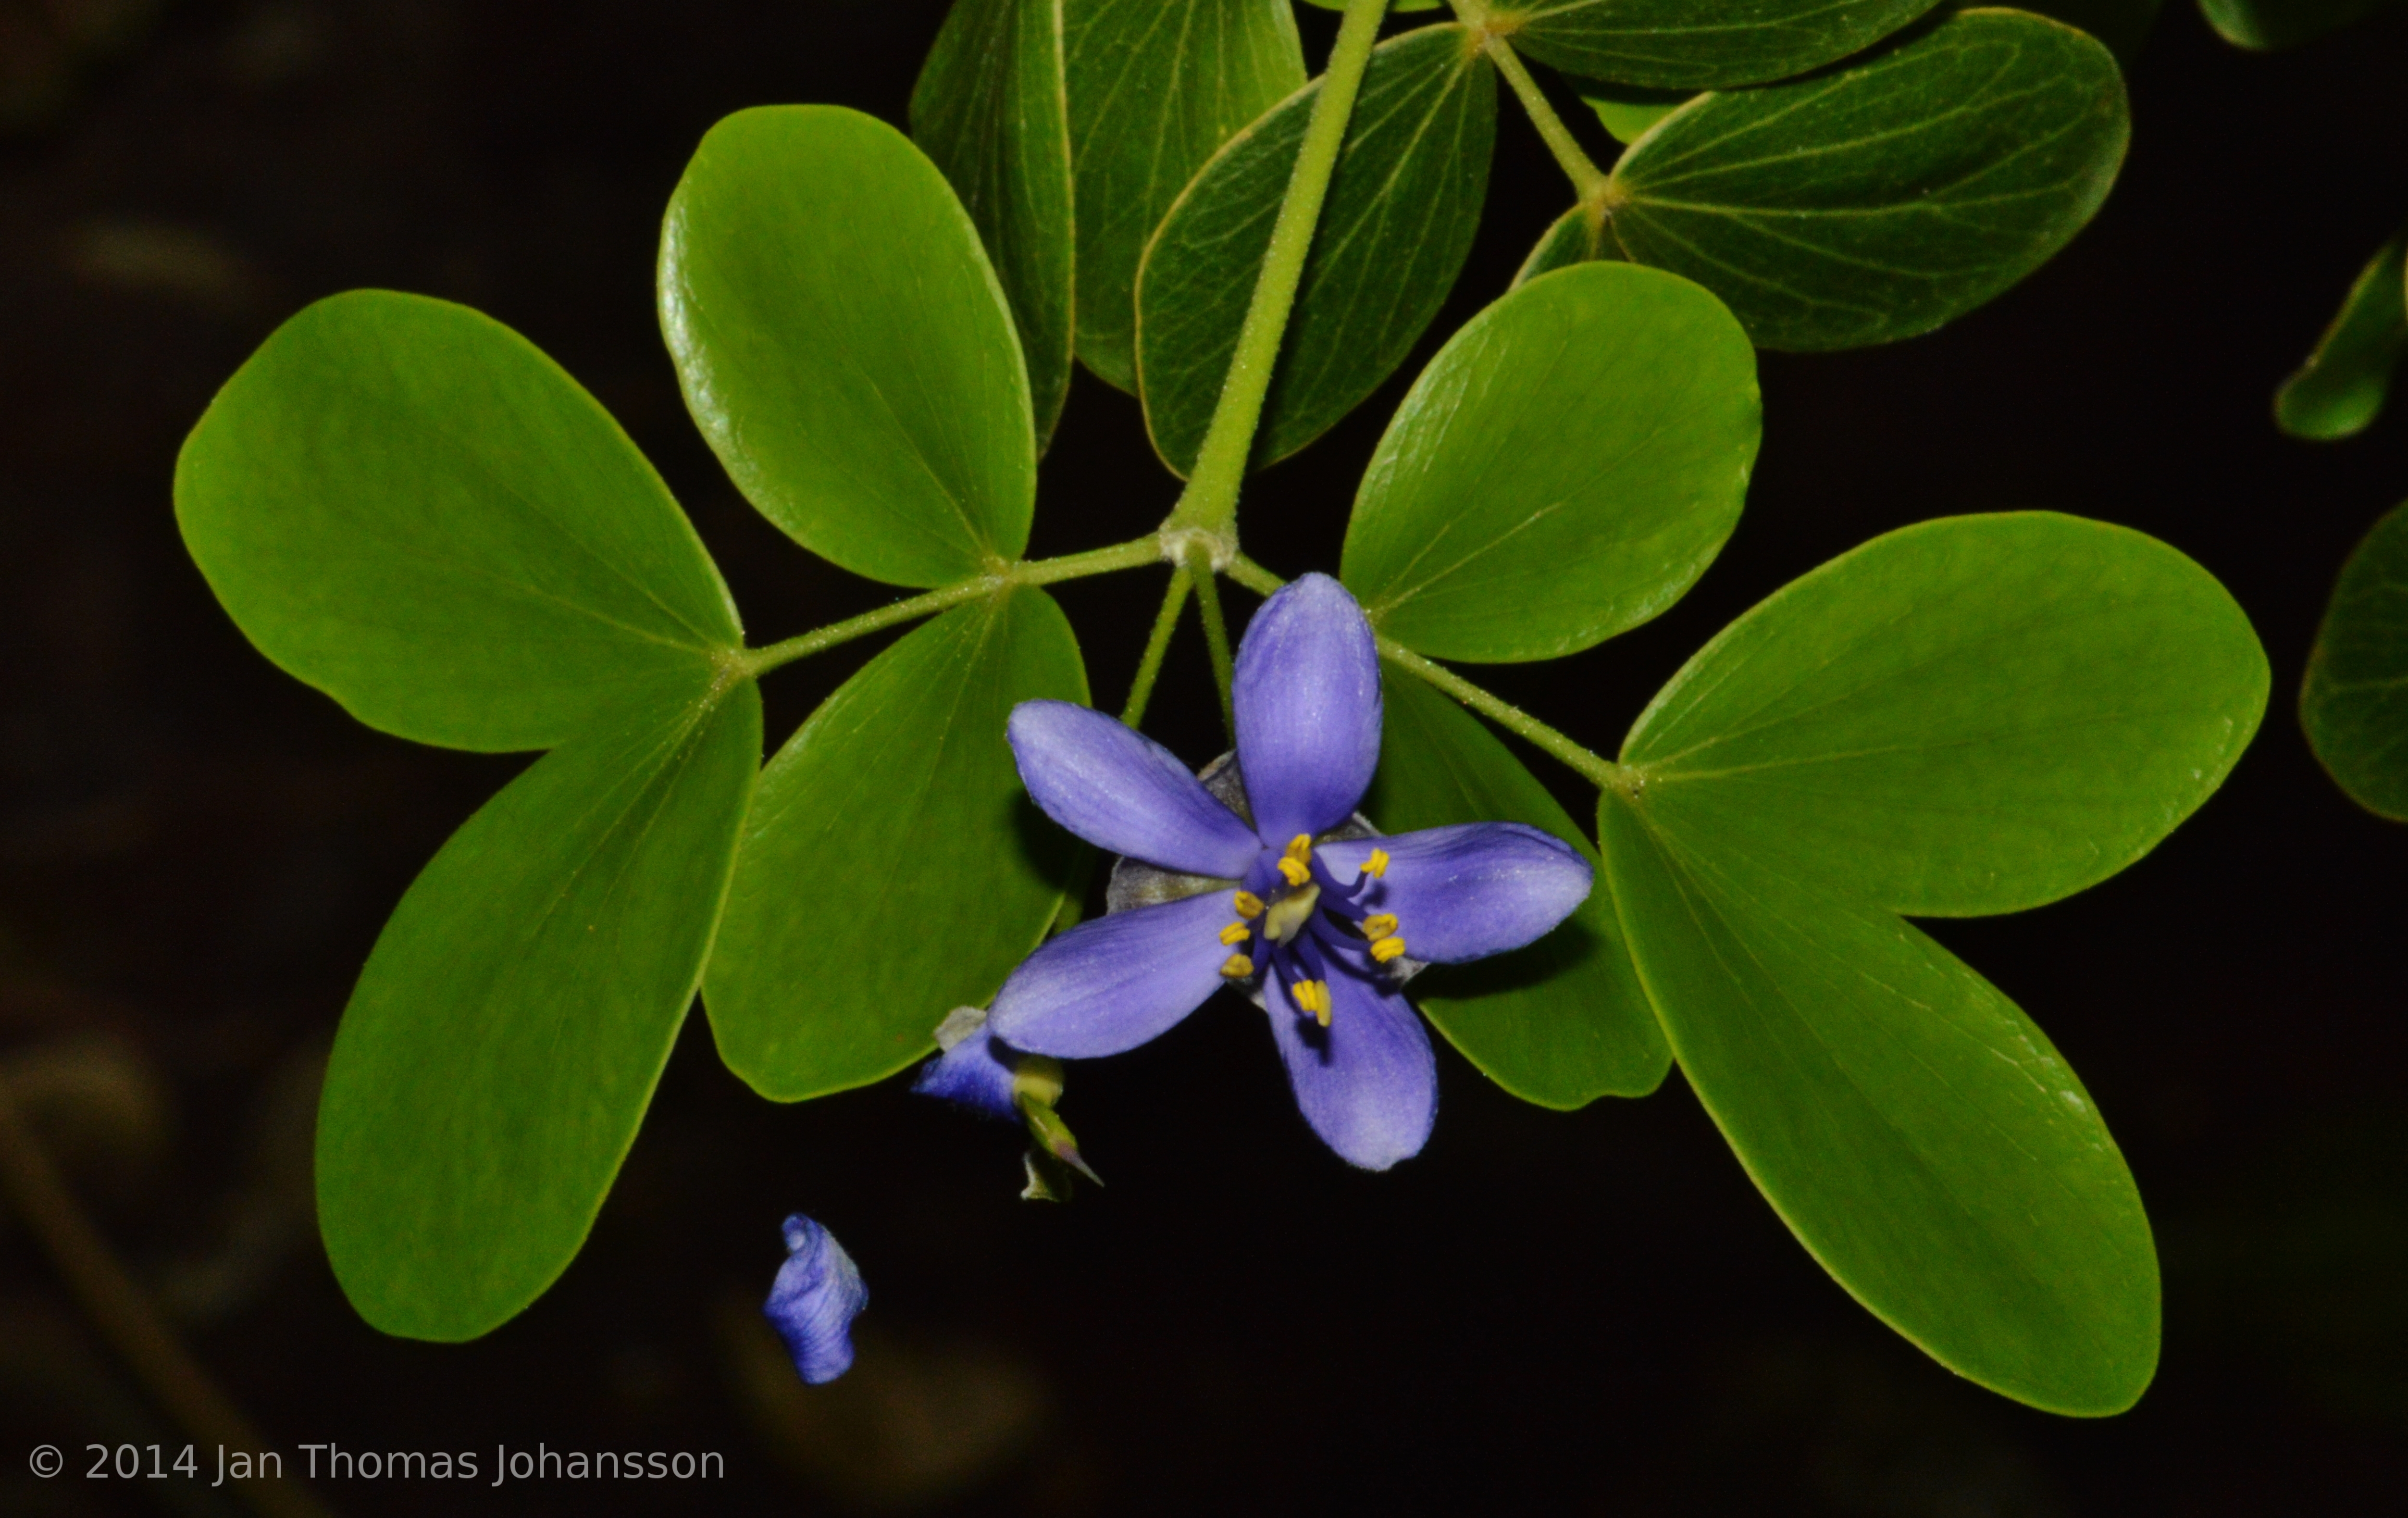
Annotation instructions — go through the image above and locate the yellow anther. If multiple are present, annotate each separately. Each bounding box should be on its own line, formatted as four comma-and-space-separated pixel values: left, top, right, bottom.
1285, 833, 1314, 862
1370, 936, 1407, 963
1293, 979, 1331, 1025
1219, 921, 1251, 946
1362, 848, 1390, 879
1277, 855, 1312, 886
1233, 891, 1265, 919
1220, 953, 1254, 979
1361, 913, 1399, 940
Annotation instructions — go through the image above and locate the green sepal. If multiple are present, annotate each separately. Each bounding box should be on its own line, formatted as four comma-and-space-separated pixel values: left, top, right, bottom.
175, 290, 740, 754
1602, 9, 2130, 351
1512, 0, 1946, 89
1367, 674, 1667, 1108
661, 105, 1035, 587
1065, 0, 1306, 392
913, 0, 1079, 448
1623, 513, 2268, 917
1598, 791, 2160, 1416
1138, 22, 1496, 475
705, 589, 1090, 1101
1344, 262, 1760, 663
2275, 231, 2407, 442
317, 681, 762, 1341
2302, 500, 2408, 819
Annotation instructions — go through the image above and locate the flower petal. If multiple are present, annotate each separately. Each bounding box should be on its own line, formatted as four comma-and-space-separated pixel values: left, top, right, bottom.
989, 888, 1241, 1058
910, 1022, 1019, 1120
1233, 574, 1382, 845
1321, 823, 1592, 964
1008, 700, 1261, 877
764, 1214, 868, 1385
1264, 954, 1437, 1171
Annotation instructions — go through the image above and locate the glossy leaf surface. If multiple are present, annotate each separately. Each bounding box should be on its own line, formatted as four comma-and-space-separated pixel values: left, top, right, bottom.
913, 0, 1078, 448
318, 685, 761, 1340
176, 291, 739, 753
1065, 0, 1304, 391
2302, 500, 2408, 820
1512, 0, 1945, 88
1598, 795, 2159, 1415
1623, 514, 2267, 917
662, 106, 1033, 587
2275, 231, 2406, 442
1603, 9, 2129, 350
1343, 262, 1760, 662
1367, 674, 1666, 1107
1139, 23, 1496, 474
2198, 0, 2395, 48
706, 591, 1089, 1101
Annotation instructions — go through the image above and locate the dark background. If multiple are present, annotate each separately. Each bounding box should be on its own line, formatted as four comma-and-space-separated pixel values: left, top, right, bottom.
1, 1, 2403, 1513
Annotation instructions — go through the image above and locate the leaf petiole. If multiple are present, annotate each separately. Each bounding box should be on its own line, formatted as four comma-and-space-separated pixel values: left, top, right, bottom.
738, 534, 1164, 679
1223, 552, 1632, 792
1450, 5, 1610, 203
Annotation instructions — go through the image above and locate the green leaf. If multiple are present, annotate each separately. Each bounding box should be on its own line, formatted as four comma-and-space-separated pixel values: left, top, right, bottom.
175, 290, 740, 753
662, 106, 1034, 588
2198, 0, 2396, 49
1602, 9, 2130, 351
1622, 513, 2268, 917
1342, 262, 1761, 662
1580, 80, 1696, 143
1366, 673, 1667, 1107
2302, 500, 2408, 820
705, 589, 1089, 1100
1138, 22, 1496, 474
1597, 792, 2158, 1415
1065, 0, 1306, 392
1511, 204, 1614, 288
2276, 231, 2407, 442
318, 684, 762, 1340
1512, 0, 1946, 89
1299, 0, 1441, 10
913, 0, 1078, 449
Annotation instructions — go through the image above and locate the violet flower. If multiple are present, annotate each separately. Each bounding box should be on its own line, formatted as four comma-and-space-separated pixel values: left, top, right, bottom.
764, 1213, 867, 1385
987, 573, 1592, 1170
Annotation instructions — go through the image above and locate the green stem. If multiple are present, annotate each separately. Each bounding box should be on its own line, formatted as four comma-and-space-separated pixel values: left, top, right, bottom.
0, 1081, 338, 1518
738, 535, 1162, 679
1184, 540, 1238, 738
1120, 566, 1193, 728
1163, 0, 1391, 536
1450, 3, 1608, 201
1223, 553, 1630, 791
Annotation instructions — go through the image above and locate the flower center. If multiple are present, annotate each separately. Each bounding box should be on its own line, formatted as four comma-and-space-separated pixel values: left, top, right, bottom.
1214, 834, 1405, 1027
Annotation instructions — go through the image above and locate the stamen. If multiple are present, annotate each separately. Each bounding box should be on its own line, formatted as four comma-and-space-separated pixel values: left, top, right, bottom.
1361, 913, 1398, 940
1219, 922, 1251, 946
1277, 834, 1315, 886
1370, 936, 1407, 963
1220, 953, 1254, 979
1232, 891, 1265, 920
1293, 979, 1331, 1026
1361, 848, 1390, 879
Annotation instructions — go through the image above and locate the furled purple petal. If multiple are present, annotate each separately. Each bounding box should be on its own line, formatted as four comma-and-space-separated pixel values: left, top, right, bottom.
1007, 700, 1261, 877
989, 888, 1241, 1058
764, 1214, 867, 1385
911, 1022, 1018, 1120
1232, 574, 1383, 846
1321, 823, 1592, 964
1264, 953, 1436, 1171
